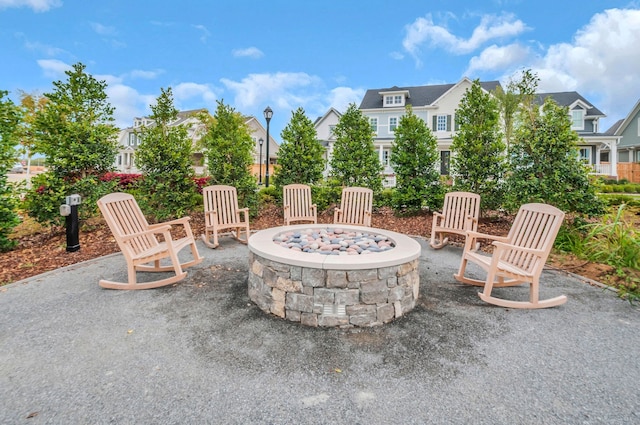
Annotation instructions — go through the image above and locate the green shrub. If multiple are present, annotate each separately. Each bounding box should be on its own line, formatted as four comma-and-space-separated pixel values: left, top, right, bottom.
600, 185, 613, 193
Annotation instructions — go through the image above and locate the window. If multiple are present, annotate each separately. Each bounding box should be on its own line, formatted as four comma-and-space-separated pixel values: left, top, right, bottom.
369, 118, 378, 133
381, 149, 390, 166
571, 110, 584, 130
433, 115, 451, 132
389, 117, 398, 132
600, 151, 610, 163
440, 151, 450, 175
579, 147, 591, 163
128, 133, 138, 146
384, 94, 404, 106
329, 125, 336, 138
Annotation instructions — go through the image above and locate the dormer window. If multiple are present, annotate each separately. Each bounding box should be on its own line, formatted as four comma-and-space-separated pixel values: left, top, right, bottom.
571, 109, 584, 130
382, 90, 408, 107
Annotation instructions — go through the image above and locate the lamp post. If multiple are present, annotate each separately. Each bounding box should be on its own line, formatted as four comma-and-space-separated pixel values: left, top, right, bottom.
258, 138, 264, 185
263, 106, 273, 187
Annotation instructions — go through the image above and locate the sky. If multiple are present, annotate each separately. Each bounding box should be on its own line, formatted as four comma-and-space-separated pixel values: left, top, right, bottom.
2, 0, 640, 141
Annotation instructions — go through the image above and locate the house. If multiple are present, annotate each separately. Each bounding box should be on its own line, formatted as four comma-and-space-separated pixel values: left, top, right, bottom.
246, 115, 279, 183
535, 92, 618, 178
605, 98, 640, 181
358, 77, 501, 186
313, 107, 342, 178
114, 110, 279, 179
114, 109, 207, 174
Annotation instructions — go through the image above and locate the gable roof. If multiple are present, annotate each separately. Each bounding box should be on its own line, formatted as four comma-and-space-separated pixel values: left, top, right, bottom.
535, 92, 605, 117
314, 107, 342, 126
606, 98, 640, 136
359, 79, 501, 109
604, 119, 624, 136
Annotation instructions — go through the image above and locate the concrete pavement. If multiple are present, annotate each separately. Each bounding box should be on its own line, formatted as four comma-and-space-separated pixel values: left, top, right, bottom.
1, 237, 638, 424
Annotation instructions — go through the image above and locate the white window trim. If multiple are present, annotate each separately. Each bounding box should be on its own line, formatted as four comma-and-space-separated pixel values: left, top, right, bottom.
571, 110, 585, 130
437, 115, 447, 132
389, 116, 398, 132
370, 118, 378, 134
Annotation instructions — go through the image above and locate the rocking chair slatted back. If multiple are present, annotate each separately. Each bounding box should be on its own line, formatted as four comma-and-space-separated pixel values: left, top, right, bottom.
430, 191, 480, 249
503, 203, 564, 275
283, 184, 317, 225
333, 187, 373, 227
201, 185, 251, 249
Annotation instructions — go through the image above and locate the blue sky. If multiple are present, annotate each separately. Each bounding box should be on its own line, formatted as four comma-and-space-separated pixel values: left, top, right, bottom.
2, 0, 640, 140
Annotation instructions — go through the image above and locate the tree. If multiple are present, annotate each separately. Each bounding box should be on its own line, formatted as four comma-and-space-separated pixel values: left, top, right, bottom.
273, 107, 325, 189
390, 105, 442, 213
200, 100, 258, 214
492, 80, 520, 153
505, 97, 605, 216
16, 91, 48, 179
451, 79, 506, 211
330, 103, 383, 193
0, 90, 22, 250
135, 87, 198, 220
23, 62, 119, 225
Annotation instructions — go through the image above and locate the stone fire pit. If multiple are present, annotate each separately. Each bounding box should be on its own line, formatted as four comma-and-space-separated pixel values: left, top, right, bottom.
248, 224, 421, 327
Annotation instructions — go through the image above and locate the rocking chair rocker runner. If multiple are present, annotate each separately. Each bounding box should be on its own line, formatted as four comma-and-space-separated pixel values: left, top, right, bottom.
283, 184, 317, 225
333, 187, 373, 227
454, 202, 567, 309
201, 185, 251, 249
430, 191, 481, 249
97, 192, 203, 290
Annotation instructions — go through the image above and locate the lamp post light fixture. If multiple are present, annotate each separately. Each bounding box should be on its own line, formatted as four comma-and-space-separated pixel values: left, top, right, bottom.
258, 138, 264, 185
263, 106, 273, 187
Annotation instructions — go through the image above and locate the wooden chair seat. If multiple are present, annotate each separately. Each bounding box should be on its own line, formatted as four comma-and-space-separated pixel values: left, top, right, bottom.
202, 185, 251, 249
333, 187, 373, 227
430, 191, 480, 249
97, 192, 202, 290
454, 203, 567, 309
283, 184, 317, 225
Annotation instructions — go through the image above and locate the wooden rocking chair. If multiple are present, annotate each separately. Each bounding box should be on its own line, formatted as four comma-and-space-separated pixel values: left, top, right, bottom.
283, 184, 317, 225
430, 191, 481, 249
202, 185, 251, 249
97, 192, 203, 290
454, 203, 567, 309
333, 187, 373, 227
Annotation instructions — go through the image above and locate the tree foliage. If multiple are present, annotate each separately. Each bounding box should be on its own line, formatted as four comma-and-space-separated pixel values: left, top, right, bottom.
273, 107, 325, 189
0, 90, 22, 250
390, 105, 442, 213
200, 100, 258, 214
505, 97, 605, 216
23, 62, 119, 225
32, 62, 118, 179
451, 79, 506, 211
135, 87, 198, 220
330, 103, 383, 193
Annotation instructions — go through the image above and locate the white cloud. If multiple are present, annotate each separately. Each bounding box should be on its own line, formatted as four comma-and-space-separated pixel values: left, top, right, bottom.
402, 12, 529, 66
530, 8, 640, 126
128, 69, 163, 80
325, 87, 366, 113
220, 72, 322, 111
90, 22, 117, 36
37, 58, 71, 78
192, 24, 210, 43
232, 47, 264, 59
0, 0, 61, 12
172, 82, 219, 110
106, 84, 152, 127
465, 43, 531, 75
389, 51, 404, 60
24, 39, 67, 56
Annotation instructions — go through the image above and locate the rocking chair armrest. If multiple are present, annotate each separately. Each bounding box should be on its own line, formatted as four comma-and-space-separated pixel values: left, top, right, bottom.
492, 241, 546, 257
432, 211, 445, 223
149, 216, 192, 230
120, 224, 172, 241
238, 208, 250, 220
465, 230, 508, 243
